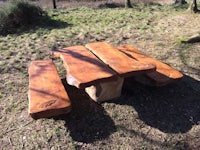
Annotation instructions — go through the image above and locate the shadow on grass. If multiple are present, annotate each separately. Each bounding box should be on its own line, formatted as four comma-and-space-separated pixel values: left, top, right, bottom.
98, 2, 124, 8
53, 79, 116, 143
108, 75, 200, 133
97, 2, 162, 9
34, 17, 71, 30
178, 44, 200, 77
53, 75, 199, 143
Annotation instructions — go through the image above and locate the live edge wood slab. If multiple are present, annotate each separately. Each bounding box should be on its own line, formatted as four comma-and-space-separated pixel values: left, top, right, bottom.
51, 46, 124, 102
118, 45, 183, 86
52, 45, 118, 89
85, 42, 156, 77
28, 59, 71, 119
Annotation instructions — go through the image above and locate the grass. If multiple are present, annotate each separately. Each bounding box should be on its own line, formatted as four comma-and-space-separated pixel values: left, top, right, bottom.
0, 1, 200, 150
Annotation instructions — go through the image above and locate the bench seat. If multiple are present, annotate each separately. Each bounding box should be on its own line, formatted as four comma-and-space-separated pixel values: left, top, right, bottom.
118, 45, 183, 86
28, 59, 71, 119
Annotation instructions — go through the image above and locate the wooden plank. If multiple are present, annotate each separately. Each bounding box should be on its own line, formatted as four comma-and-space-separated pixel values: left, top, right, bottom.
52, 46, 117, 88
28, 59, 71, 119
85, 42, 156, 77
118, 45, 183, 85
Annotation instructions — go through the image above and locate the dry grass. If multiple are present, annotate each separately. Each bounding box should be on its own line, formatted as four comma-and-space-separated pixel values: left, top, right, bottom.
0, 0, 199, 150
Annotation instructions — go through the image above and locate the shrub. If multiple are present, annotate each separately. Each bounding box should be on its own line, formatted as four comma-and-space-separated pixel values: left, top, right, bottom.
0, 0, 46, 35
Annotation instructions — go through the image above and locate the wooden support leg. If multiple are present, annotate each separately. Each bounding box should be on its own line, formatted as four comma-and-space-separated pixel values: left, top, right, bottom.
85, 77, 124, 102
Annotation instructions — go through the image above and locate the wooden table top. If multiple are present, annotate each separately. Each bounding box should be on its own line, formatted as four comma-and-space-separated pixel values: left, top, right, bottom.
52, 42, 183, 88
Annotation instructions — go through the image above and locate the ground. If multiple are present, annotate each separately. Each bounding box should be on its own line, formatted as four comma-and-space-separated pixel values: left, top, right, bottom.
0, 0, 200, 150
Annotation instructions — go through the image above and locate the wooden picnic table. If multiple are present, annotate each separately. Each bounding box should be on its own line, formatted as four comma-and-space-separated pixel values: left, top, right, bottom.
51, 42, 157, 102
28, 42, 183, 118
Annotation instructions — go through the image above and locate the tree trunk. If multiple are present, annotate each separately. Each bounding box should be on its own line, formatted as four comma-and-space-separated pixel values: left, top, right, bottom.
53, 0, 57, 9
125, 0, 132, 8
188, 0, 199, 13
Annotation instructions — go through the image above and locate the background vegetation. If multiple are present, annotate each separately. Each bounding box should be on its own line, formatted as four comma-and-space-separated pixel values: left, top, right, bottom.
0, 0, 46, 35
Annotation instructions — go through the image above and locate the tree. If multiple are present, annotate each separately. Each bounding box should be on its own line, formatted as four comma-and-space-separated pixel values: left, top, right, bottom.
125, 0, 132, 8
53, 0, 56, 9
191, 0, 198, 12
188, 0, 199, 13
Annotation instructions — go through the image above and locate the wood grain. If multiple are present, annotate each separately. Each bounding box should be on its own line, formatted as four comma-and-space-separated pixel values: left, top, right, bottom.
118, 45, 183, 85
28, 59, 71, 119
86, 42, 156, 77
53, 46, 117, 88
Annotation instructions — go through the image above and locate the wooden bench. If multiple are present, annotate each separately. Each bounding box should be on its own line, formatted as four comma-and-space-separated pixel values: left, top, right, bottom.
28, 59, 71, 119
117, 45, 183, 86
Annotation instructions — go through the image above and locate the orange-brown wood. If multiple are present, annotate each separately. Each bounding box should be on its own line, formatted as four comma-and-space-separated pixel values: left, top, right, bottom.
28, 59, 71, 119
118, 45, 183, 85
85, 42, 156, 77
52, 46, 117, 88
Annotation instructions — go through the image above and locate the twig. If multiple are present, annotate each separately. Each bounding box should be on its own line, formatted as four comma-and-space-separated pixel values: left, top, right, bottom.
8, 137, 12, 146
